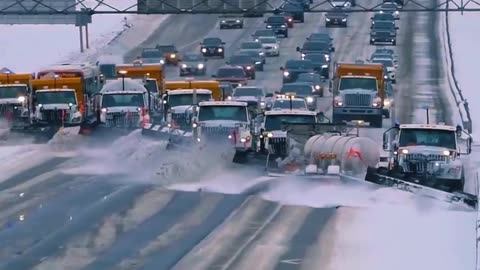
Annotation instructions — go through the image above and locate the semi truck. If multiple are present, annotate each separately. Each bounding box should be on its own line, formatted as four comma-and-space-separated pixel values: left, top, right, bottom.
331, 62, 385, 127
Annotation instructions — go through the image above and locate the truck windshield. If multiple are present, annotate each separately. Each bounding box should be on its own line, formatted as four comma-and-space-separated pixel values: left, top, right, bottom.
36, 91, 77, 105
198, 106, 247, 122
265, 115, 315, 130
0, 86, 27, 99
102, 93, 144, 107
168, 93, 212, 107
339, 78, 377, 91
399, 128, 456, 149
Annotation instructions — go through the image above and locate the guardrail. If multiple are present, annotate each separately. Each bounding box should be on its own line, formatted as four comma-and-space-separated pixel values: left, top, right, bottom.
444, 1, 473, 134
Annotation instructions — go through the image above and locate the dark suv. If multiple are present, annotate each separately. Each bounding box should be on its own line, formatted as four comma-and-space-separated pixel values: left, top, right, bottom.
264, 16, 289, 37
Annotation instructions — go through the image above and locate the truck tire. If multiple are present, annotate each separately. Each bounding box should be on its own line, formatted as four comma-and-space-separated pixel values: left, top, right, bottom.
383, 109, 390, 119
233, 151, 248, 164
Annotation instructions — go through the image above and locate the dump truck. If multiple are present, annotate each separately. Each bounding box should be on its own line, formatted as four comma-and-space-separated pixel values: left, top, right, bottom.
115, 63, 164, 94
331, 62, 385, 127
0, 72, 33, 126
164, 80, 223, 101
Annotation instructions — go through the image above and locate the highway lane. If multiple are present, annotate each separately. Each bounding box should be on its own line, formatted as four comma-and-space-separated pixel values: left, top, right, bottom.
0, 0, 476, 269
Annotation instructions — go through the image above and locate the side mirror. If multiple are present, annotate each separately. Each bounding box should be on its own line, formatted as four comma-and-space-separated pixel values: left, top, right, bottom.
296, 47, 300, 52
396, 27, 399, 30
395, 17, 399, 20
370, 17, 373, 20
392, 140, 399, 151
280, 66, 284, 70
222, 42, 226, 44
382, 132, 389, 150
265, 93, 273, 97
330, 47, 335, 52
468, 137, 473, 154
211, 74, 217, 78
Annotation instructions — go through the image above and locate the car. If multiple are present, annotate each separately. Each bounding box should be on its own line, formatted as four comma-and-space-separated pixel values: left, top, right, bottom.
325, 7, 348, 27
239, 42, 266, 64
374, 48, 398, 62
141, 48, 164, 64
179, 53, 207, 76
370, 52, 397, 65
370, 30, 397, 45
219, 15, 244, 29
251, 29, 277, 39
301, 54, 330, 78
280, 59, 315, 83
379, 2, 400, 19
384, 0, 404, 8
256, 36, 280, 57
280, 82, 317, 110
231, 86, 266, 109
371, 13, 396, 25
269, 96, 308, 111
227, 55, 257, 79
328, 0, 354, 8
220, 82, 234, 100
289, 0, 311, 11
212, 65, 249, 88
296, 41, 331, 61
371, 57, 397, 83
237, 51, 265, 71
296, 73, 327, 96
306, 33, 335, 51
200, 37, 225, 58
264, 15, 289, 37
279, 3, 305, 23
155, 44, 180, 65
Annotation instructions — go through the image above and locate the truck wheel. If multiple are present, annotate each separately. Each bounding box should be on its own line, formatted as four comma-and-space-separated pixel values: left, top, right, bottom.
383, 109, 390, 119
233, 151, 248, 164
284, 32, 288, 38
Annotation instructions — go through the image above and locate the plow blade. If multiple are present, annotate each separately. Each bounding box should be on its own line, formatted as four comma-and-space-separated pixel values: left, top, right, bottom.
365, 168, 477, 209
9, 124, 80, 143
141, 123, 194, 148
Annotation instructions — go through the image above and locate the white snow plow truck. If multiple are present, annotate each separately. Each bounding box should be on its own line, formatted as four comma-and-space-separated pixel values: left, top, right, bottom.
193, 100, 255, 163
163, 89, 213, 130
365, 121, 477, 208
93, 78, 154, 130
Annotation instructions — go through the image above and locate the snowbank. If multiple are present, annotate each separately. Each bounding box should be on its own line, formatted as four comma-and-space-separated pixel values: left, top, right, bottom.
444, 12, 478, 136
0, 0, 169, 72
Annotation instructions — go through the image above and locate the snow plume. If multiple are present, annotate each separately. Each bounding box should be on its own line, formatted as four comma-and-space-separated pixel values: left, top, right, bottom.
60, 130, 238, 186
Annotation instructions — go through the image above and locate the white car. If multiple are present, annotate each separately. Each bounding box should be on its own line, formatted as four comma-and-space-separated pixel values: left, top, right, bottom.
372, 57, 397, 83
255, 36, 280, 57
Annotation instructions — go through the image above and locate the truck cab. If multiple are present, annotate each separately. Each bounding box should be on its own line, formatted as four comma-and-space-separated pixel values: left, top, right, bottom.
96, 78, 152, 129
163, 89, 213, 129
260, 109, 317, 157
332, 63, 385, 127
32, 88, 82, 126
384, 123, 472, 192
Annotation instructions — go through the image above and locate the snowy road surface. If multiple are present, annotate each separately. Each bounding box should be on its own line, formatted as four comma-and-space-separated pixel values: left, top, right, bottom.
0, 0, 477, 269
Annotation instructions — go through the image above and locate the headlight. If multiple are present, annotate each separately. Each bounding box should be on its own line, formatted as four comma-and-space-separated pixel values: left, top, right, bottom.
306, 97, 314, 103
383, 100, 391, 106
315, 85, 320, 90
260, 101, 265, 106
401, 149, 409, 154
101, 108, 107, 113
267, 132, 273, 138
246, 66, 252, 70
342, 18, 347, 22
326, 18, 331, 21
443, 150, 451, 156
395, 10, 399, 14
301, 53, 306, 57
192, 122, 198, 128
170, 53, 176, 58
283, 71, 290, 76
321, 64, 328, 68
372, 102, 380, 107
288, 18, 292, 22
222, 20, 226, 23
218, 48, 223, 52
201, 48, 207, 53
181, 64, 187, 68
17, 96, 25, 102
236, 20, 241, 23
281, 25, 286, 28
160, 59, 165, 64
274, 45, 278, 49
197, 63, 204, 69
255, 61, 262, 65
259, 52, 264, 56
334, 100, 343, 106
267, 25, 272, 28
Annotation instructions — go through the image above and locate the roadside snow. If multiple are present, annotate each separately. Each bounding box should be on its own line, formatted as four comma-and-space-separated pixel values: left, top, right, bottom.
0, 0, 168, 72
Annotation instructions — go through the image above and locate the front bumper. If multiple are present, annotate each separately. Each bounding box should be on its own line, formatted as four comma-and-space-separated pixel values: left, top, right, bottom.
264, 47, 280, 56
201, 48, 224, 57
180, 67, 206, 76
220, 22, 243, 28
370, 37, 396, 44
333, 107, 382, 119
267, 27, 288, 35
325, 19, 347, 26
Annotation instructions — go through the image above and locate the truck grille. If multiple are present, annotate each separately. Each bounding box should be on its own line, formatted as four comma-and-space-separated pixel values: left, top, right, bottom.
405, 153, 449, 162
0, 104, 22, 117
171, 113, 188, 126
269, 137, 288, 156
106, 112, 140, 128
344, 94, 371, 106
202, 126, 235, 135
41, 110, 70, 123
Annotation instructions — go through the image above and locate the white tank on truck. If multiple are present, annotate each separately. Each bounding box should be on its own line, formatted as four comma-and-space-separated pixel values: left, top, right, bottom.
304, 134, 380, 175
